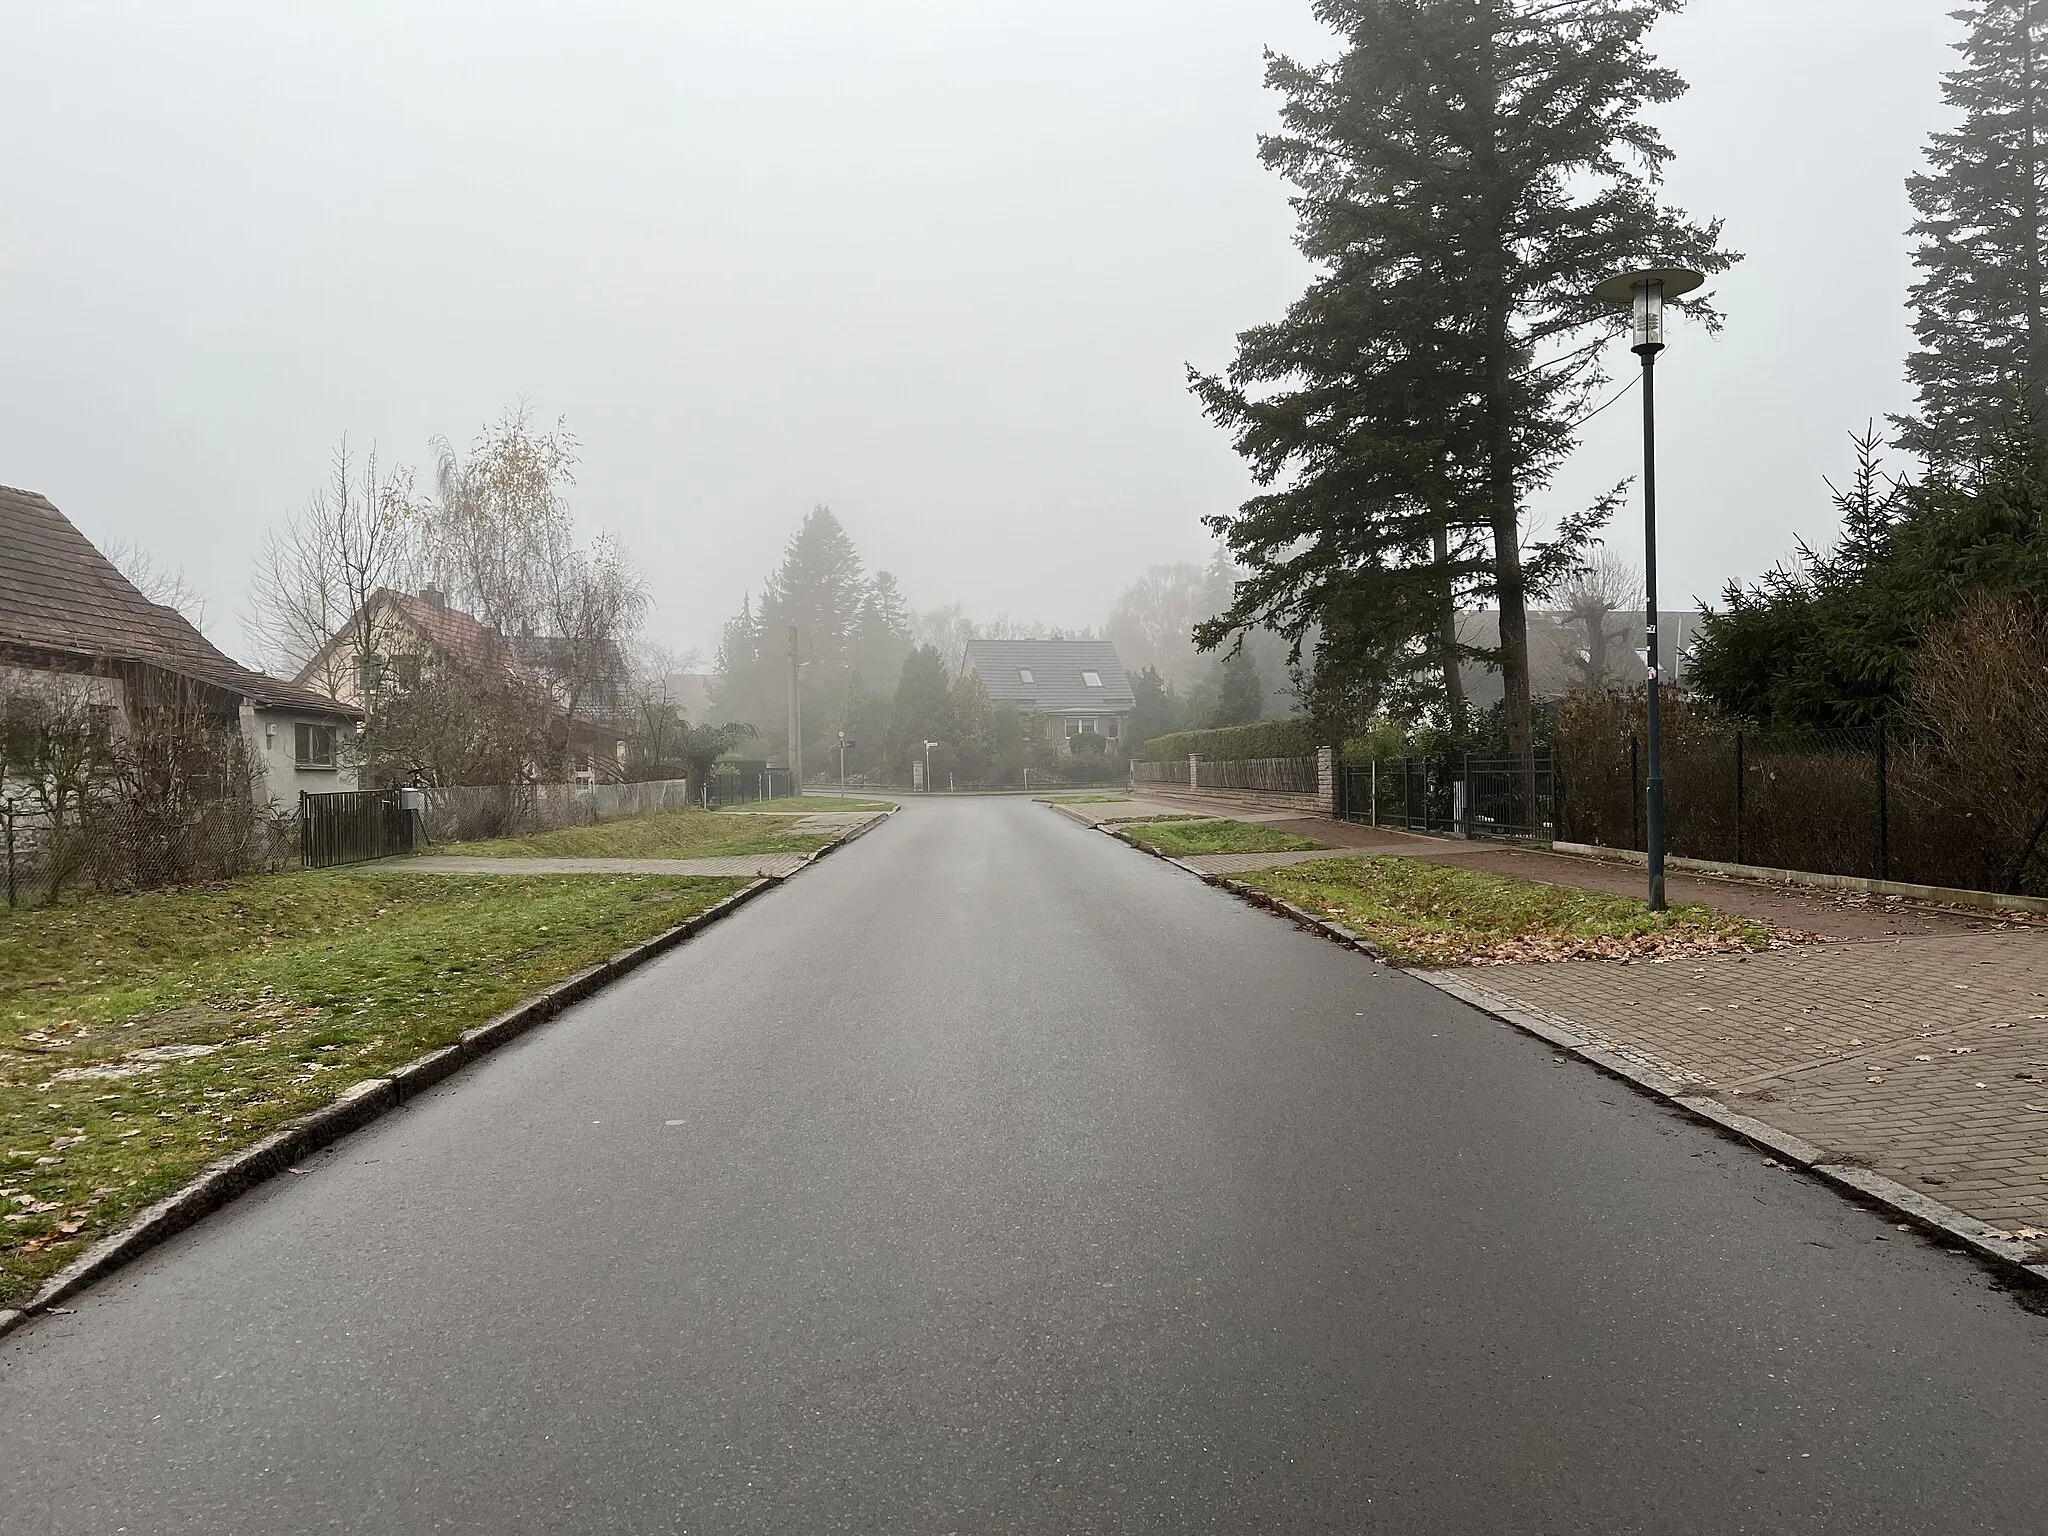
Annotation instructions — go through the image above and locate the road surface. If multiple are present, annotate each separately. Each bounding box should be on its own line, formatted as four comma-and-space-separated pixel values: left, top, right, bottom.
4, 797, 2046, 1533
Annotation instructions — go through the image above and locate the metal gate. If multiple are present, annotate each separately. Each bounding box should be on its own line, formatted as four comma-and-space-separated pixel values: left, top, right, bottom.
300, 789, 418, 868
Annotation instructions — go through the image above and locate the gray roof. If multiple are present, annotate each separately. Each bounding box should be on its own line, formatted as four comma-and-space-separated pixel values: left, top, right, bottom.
0, 483, 359, 719
963, 638, 1134, 713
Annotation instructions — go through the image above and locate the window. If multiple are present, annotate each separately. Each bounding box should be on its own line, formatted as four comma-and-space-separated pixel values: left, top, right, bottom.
294, 723, 337, 770
1068, 718, 1100, 736
1018, 668, 1035, 685
1105, 718, 1120, 739
1081, 670, 1103, 688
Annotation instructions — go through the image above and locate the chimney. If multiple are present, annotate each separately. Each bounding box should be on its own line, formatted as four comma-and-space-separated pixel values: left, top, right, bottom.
420, 586, 447, 611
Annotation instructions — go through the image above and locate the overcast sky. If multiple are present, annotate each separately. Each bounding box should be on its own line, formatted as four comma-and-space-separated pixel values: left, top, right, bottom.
0, 1, 1956, 667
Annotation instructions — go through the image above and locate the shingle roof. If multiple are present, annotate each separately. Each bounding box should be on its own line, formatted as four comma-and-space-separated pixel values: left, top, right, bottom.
0, 483, 359, 719
963, 638, 1135, 713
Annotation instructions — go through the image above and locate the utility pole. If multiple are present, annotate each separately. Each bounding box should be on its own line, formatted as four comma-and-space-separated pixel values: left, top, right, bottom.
786, 625, 801, 800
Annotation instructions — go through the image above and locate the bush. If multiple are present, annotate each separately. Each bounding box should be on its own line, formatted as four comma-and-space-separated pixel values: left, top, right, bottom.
1141, 718, 1319, 763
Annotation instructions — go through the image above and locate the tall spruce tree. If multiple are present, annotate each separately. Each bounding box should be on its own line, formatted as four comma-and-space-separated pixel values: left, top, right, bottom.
1197, 0, 1732, 759
1898, 0, 2048, 474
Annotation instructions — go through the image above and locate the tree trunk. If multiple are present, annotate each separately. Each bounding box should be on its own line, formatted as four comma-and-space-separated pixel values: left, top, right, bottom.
1474, 20, 1536, 774
1430, 508, 1468, 734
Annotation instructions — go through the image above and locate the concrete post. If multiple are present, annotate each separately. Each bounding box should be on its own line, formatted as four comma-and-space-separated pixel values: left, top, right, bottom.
1317, 745, 1335, 815
1189, 753, 1200, 792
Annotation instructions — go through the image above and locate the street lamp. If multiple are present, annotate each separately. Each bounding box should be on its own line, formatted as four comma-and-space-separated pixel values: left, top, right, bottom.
838, 733, 855, 798
1594, 266, 1705, 913
922, 740, 939, 794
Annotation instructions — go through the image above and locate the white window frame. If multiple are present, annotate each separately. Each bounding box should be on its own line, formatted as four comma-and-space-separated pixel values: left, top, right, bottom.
294, 722, 338, 770
1081, 670, 1103, 688
1018, 668, 1035, 685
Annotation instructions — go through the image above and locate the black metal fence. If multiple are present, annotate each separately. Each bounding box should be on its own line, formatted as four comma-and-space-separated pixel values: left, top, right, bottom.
1555, 711, 2048, 896
300, 789, 417, 869
1334, 757, 1556, 840
704, 770, 795, 807
1196, 755, 1320, 796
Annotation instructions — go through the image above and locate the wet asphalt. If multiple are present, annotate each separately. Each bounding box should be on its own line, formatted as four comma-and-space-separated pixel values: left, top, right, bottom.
3, 796, 2047, 1534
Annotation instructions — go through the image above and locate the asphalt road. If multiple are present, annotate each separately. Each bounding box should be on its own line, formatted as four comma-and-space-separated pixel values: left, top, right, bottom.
4, 798, 2047, 1534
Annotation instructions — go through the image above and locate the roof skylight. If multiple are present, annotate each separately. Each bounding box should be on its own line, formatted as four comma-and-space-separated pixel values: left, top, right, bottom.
1081, 670, 1103, 687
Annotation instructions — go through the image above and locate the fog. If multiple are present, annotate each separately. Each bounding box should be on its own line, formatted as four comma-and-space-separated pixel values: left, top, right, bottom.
0, 1, 1952, 662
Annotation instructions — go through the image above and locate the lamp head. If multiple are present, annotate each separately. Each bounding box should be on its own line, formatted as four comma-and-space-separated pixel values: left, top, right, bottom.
1594, 267, 1705, 355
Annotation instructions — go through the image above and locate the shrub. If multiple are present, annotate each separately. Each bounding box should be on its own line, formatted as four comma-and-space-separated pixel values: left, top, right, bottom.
1141, 718, 1319, 763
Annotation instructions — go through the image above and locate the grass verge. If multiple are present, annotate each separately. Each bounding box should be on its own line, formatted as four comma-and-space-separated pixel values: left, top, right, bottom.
718, 796, 896, 814
1234, 856, 1770, 967
1038, 795, 1130, 805
0, 869, 747, 1306
1101, 813, 1212, 826
1123, 819, 1326, 857
440, 808, 829, 859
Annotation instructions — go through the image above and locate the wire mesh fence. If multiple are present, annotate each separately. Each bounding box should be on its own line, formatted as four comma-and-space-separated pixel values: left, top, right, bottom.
2, 795, 298, 909
1555, 696, 2048, 896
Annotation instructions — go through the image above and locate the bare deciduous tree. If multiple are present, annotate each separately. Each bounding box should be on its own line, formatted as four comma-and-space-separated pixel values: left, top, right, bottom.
415, 403, 580, 638
105, 540, 209, 630
246, 438, 416, 699
1558, 549, 1642, 693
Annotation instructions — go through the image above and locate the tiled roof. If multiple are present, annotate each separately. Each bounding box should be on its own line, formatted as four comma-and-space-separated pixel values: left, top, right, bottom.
379, 590, 527, 685
0, 483, 359, 719
963, 638, 1136, 713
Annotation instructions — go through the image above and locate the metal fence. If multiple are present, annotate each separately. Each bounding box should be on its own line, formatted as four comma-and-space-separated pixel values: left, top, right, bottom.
1556, 719, 2044, 894
2, 795, 297, 908
301, 789, 418, 869
705, 770, 794, 807
1335, 756, 1557, 840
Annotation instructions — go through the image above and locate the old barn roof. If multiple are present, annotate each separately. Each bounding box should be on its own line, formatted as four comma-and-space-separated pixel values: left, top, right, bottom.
0, 483, 358, 718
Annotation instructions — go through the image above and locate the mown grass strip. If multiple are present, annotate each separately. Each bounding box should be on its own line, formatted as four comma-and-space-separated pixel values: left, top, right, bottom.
0, 870, 746, 1306
1122, 819, 1327, 857
720, 796, 895, 814
1234, 855, 1769, 967
441, 807, 829, 860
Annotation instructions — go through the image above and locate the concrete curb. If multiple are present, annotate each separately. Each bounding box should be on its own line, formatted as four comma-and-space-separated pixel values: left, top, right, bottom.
1085, 824, 2048, 1296
1548, 840, 2048, 919
0, 870, 798, 1342
1413, 972, 2048, 1290
802, 804, 898, 864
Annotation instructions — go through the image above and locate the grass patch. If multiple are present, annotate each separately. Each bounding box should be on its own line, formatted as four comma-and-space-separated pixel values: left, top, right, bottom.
1101, 813, 1212, 826
441, 808, 829, 860
1236, 856, 1769, 967
1122, 819, 1327, 857
0, 869, 747, 1306
1038, 794, 1130, 805
719, 796, 895, 814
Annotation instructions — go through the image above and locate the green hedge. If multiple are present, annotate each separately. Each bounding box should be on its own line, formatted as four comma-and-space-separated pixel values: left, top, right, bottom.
1141, 719, 1320, 762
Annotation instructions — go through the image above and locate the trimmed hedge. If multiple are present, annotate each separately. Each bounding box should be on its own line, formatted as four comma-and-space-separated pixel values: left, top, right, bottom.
1141, 719, 1320, 762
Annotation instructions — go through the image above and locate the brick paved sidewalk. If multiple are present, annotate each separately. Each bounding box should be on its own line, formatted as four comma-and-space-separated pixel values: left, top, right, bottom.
1442, 933, 2048, 1242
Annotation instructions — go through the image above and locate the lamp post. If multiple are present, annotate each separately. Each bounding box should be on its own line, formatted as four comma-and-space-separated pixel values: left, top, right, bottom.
838, 733, 854, 797
923, 740, 939, 794
1594, 266, 1704, 913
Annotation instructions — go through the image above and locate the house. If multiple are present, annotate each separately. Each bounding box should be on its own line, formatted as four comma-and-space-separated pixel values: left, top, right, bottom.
963, 638, 1136, 755
298, 587, 631, 782
0, 483, 360, 805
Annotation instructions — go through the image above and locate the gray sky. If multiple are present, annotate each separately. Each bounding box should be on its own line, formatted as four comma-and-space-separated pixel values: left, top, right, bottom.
0, 1, 1955, 667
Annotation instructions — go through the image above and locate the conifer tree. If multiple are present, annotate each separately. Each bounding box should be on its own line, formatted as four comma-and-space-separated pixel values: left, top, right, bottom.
1197, 0, 1733, 758
1898, 0, 2048, 474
